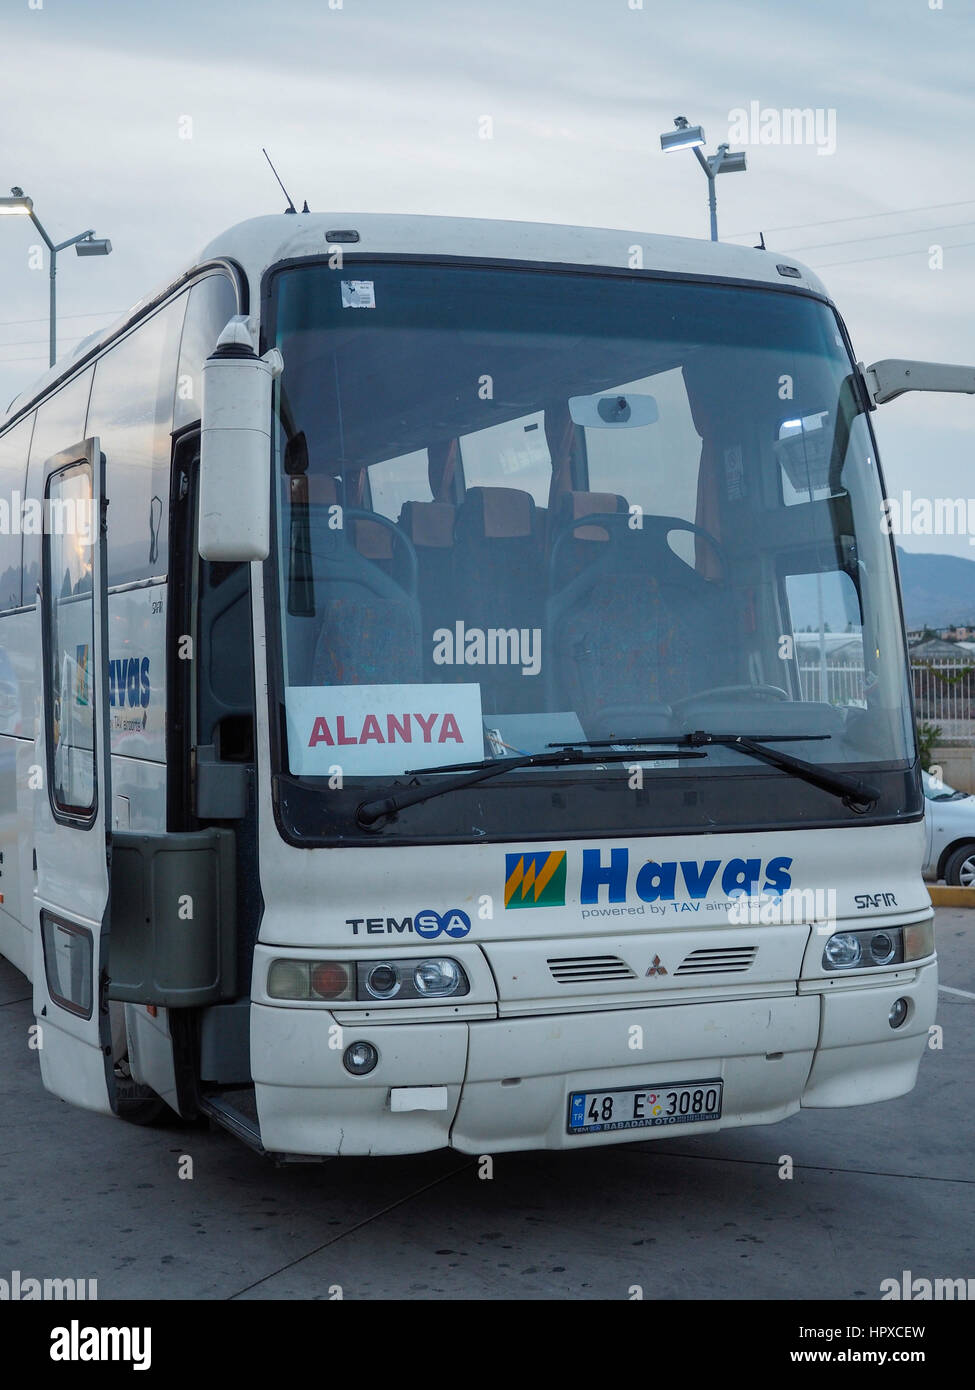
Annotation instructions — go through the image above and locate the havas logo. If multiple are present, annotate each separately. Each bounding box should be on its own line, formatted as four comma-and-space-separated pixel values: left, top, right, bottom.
433, 621, 541, 677
505, 851, 567, 908
580, 849, 793, 904
108, 656, 151, 709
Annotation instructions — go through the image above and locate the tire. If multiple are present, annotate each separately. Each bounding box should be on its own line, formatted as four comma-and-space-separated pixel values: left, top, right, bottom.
944, 843, 975, 887
114, 1072, 176, 1127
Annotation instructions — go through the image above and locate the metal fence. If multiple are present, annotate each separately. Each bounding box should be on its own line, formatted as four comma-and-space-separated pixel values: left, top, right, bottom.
909, 658, 975, 742
797, 658, 975, 742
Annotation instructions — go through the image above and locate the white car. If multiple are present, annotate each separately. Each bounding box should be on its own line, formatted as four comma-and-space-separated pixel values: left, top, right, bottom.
922, 770, 975, 885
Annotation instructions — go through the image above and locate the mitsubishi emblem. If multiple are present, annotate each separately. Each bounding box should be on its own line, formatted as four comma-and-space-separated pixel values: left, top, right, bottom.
646, 954, 668, 977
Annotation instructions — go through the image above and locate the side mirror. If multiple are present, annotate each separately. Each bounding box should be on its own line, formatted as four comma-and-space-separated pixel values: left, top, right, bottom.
199, 316, 283, 561
859, 358, 975, 406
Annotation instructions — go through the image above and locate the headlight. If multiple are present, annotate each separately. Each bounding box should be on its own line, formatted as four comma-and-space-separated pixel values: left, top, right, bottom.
364, 963, 401, 999
355, 958, 469, 1001
821, 927, 912, 972
414, 958, 464, 997
823, 933, 862, 969
269, 958, 470, 1001
868, 931, 897, 966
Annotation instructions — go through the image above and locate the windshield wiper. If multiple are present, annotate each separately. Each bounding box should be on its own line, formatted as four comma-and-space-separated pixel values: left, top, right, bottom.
550, 731, 880, 810
354, 747, 706, 828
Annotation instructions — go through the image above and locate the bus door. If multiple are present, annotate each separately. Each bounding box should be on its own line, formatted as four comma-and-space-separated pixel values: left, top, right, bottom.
32, 438, 116, 1114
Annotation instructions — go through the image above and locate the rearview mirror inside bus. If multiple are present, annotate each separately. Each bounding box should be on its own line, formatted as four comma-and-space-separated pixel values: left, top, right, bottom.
199, 316, 281, 561
568, 391, 659, 428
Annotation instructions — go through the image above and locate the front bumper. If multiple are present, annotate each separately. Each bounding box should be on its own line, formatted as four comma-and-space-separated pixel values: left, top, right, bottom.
250, 962, 937, 1156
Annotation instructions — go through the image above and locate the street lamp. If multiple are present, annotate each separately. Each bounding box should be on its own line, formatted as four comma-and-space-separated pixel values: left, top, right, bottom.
1, 187, 112, 367
659, 117, 747, 242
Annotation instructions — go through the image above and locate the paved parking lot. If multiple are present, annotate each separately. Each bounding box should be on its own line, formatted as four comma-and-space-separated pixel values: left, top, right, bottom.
1, 911, 972, 1301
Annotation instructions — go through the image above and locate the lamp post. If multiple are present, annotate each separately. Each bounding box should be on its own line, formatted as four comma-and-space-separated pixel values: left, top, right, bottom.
659, 117, 747, 242
0, 187, 112, 367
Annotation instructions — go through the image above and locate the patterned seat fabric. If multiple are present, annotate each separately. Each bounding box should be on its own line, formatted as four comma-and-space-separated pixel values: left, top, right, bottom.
312, 596, 422, 686
557, 574, 697, 716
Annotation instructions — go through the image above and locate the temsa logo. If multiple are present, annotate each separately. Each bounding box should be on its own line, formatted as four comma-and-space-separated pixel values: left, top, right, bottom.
309, 711, 463, 748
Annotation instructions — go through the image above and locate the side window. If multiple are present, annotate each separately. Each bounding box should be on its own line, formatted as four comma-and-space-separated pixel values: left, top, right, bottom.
43, 461, 96, 819
174, 274, 239, 430
459, 411, 551, 506
24, 370, 94, 601
786, 569, 865, 707
368, 449, 432, 520
777, 412, 833, 505
0, 415, 35, 610
584, 368, 702, 563
87, 296, 185, 585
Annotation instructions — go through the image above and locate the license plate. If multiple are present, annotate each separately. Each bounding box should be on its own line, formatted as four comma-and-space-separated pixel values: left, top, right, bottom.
567, 1079, 723, 1134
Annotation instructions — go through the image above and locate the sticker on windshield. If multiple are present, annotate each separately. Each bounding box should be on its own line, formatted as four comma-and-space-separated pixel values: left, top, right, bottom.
341, 280, 375, 309
285, 682, 484, 777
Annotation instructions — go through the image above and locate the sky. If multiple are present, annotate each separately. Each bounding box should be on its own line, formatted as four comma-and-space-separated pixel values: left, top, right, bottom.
1, 0, 973, 554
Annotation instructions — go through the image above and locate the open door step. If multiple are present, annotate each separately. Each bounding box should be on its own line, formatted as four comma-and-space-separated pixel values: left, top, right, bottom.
198, 1087, 263, 1153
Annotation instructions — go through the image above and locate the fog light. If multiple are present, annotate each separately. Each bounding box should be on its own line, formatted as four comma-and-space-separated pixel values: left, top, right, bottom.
823, 933, 862, 969
889, 998, 909, 1029
414, 958, 464, 997
343, 1041, 378, 1075
365, 963, 400, 999
869, 932, 897, 966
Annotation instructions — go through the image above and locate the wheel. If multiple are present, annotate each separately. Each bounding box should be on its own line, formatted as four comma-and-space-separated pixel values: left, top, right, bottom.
944, 843, 975, 887
114, 1062, 176, 1126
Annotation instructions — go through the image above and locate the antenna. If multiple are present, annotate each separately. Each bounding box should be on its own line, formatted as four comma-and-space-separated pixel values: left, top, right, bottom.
262, 148, 297, 214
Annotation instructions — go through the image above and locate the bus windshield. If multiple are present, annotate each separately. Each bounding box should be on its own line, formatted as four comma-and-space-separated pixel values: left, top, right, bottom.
267, 261, 915, 844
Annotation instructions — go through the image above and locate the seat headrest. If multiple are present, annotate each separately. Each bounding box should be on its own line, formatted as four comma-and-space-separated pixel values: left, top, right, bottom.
459, 486, 536, 539
353, 518, 394, 560
399, 501, 455, 549
557, 490, 629, 541
305, 475, 339, 505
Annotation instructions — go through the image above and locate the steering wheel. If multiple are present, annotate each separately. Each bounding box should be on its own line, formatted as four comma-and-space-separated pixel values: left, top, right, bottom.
675, 683, 790, 706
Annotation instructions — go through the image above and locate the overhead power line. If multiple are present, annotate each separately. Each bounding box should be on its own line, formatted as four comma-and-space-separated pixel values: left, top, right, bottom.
0, 308, 123, 329
725, 196, 975, 242
791, 218, 975, 254
809, 238, 975, 270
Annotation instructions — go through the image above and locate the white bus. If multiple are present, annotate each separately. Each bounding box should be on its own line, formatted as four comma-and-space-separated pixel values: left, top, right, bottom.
0, 212, 969, 1156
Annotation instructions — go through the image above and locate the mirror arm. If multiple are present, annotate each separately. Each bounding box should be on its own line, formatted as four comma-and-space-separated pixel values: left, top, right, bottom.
859, 357, 975, 406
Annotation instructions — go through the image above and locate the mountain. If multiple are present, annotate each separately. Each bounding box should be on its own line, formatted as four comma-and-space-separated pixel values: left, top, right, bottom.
894, 547, 975, 630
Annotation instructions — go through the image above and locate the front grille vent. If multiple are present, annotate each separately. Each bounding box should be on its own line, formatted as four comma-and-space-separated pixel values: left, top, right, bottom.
548, 955, 636, 984
675, 946, 757, 975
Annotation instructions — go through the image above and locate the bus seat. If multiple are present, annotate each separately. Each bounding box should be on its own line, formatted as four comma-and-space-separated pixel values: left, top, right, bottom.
453, 487, 544, 713
549, 490, 629, 584
288, 477, 423, 687
545, 515, 731, 733
399, 501, 458, 678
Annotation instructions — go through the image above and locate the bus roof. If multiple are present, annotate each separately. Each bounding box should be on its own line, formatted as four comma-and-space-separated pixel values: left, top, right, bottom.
3, 212, 829, 429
